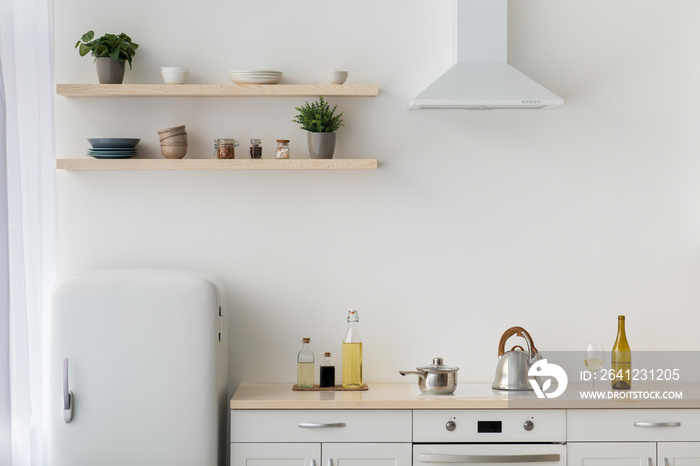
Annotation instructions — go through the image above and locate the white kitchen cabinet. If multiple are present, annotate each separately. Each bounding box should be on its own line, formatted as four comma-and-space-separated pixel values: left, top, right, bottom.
568, 442, 700, 466
229, 384, 700, 466
230, 410, 412, 466
230, 442, 410, 466
658, 443, 700, 466
568, 442, 656, 466
231, 443, 319, 465
567, 409, 700, 466
322, 443, 411, 466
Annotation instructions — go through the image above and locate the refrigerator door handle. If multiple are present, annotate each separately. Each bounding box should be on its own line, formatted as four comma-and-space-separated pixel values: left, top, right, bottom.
63, 358, 73, 423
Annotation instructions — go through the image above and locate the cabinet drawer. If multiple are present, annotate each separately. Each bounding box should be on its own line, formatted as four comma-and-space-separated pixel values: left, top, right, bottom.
231, 443, 319, 466
568, 409, 700, 441
231, 409, 412, 443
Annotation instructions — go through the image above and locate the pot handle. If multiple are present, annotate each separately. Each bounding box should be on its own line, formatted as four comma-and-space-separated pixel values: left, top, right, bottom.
399, 370, 425, 378
497, 326, 539, 357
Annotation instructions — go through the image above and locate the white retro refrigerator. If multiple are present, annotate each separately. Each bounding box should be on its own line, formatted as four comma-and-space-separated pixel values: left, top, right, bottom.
47, 269, 228, 466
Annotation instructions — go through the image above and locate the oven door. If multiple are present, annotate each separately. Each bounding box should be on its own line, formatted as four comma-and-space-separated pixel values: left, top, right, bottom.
414, 444, 566, 465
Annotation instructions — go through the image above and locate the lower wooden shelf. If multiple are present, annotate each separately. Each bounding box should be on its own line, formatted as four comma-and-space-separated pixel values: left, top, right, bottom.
56, 158, 377, 170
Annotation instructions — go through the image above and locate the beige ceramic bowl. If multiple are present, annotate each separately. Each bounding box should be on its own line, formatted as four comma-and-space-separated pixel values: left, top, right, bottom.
160, 143, 188, 159
159, 133, 188, 143
158, 125, 186, 135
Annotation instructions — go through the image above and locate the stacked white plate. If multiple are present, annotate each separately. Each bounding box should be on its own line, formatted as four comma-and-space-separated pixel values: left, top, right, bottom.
229, 70, 283, 84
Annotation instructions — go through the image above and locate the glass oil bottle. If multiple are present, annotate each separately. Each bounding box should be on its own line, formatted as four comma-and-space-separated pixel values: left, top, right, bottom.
297, 337, 314, 388
342, 309, 363, 388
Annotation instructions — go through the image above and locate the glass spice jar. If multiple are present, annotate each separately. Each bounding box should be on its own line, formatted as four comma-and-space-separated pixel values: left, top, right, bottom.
276, 139, 290, 159
250, 139, 262, 159
213, 138, 239, 159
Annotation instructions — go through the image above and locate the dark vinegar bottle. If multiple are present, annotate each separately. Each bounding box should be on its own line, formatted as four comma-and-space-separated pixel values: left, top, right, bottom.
320, 352, 336, 388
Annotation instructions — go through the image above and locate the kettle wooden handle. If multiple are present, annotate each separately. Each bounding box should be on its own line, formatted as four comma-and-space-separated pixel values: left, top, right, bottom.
497, 326, 539, 357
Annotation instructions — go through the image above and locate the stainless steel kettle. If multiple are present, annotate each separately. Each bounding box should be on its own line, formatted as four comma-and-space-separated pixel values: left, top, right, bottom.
491, 326, 542, 391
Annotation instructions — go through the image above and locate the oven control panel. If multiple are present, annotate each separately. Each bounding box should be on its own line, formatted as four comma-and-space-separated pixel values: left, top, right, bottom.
414, 410, 566, 443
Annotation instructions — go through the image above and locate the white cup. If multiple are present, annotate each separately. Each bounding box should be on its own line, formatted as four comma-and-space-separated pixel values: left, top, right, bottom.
326, 70, 348, 85
161, 67, 189, 84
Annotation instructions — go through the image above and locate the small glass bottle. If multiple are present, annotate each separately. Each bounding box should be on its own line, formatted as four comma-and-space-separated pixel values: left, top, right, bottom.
320, 352, 336, 388
250, 139, 262, 159
342, 309, 363, 388
213, 138, 239, 159
276, 139, 290, 159
297, 337, 314, 388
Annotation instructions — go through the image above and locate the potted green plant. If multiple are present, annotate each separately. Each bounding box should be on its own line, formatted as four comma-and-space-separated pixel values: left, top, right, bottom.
292, 96, 344, 159
75, 31, 139, 84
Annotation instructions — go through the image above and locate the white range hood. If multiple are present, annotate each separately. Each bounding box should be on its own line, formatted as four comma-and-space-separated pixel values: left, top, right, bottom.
409, 0, 563, 110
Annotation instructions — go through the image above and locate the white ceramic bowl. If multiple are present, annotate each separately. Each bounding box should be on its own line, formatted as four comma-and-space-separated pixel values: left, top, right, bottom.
161, 67, 189, 84
326, 70, 348, 85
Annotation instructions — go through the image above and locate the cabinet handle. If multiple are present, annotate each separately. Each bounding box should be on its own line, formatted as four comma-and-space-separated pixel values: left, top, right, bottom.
664, 458, 670, 466
298, 422, 346, 428
327, 460, 333, 466
633, 422, 681, 428
310, 461, 316, 466
647, 458, 653, 466
63, 358, 73, 423
417, 453, 560, 463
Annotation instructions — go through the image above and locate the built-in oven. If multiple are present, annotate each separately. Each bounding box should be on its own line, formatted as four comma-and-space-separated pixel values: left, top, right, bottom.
413, 410, 566, 465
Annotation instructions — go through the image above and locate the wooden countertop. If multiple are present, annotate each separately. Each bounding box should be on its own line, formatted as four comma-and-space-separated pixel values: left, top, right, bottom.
230, 383, 700, 410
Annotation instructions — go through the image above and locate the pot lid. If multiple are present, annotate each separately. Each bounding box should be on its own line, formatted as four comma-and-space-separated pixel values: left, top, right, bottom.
416, 357, 459, 373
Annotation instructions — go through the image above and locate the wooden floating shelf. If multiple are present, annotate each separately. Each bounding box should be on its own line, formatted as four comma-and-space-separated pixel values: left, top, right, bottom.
56, 84, 379, 97
56, 158, 378, 170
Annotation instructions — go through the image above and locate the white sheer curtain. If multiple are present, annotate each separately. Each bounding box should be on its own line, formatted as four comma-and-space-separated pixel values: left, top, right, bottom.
0, 0, 57, 464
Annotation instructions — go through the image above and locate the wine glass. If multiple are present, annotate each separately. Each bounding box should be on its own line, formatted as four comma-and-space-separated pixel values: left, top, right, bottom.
585, 343, 605, 389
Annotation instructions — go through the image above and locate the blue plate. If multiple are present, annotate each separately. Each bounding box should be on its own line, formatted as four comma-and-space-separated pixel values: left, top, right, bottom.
88, 138, 140, 149
87, 154, 134, 159
87, 150, 137, 155
89, 147, 137, 152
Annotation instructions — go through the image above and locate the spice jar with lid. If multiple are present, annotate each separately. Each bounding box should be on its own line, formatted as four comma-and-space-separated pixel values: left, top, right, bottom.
276, 140, 290, 159
250, 139, 262, 159
214, 138, 239, 159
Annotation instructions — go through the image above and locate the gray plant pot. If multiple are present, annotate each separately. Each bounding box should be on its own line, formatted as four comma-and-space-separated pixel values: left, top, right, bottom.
307, 132, 336, 159
96, 57, 126, 84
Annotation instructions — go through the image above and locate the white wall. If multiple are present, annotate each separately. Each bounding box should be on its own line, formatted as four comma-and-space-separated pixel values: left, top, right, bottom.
54, 0, 700, 394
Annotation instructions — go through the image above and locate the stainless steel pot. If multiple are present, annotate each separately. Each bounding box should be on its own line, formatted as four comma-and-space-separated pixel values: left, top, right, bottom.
399, 357, 459, 395
491, 326, 542, 391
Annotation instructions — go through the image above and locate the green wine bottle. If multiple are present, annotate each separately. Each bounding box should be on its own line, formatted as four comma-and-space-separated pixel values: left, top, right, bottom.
611, 315, 631, 390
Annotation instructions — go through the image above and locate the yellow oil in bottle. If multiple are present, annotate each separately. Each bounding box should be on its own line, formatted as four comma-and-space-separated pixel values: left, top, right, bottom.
297, 337, 315, 388
297, 362, 314, 388
342, 342, 363, 388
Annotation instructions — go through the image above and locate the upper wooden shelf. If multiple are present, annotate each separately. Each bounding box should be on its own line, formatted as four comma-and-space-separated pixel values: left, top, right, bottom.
56, 158, 378, 170
56, 84, 379, 97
